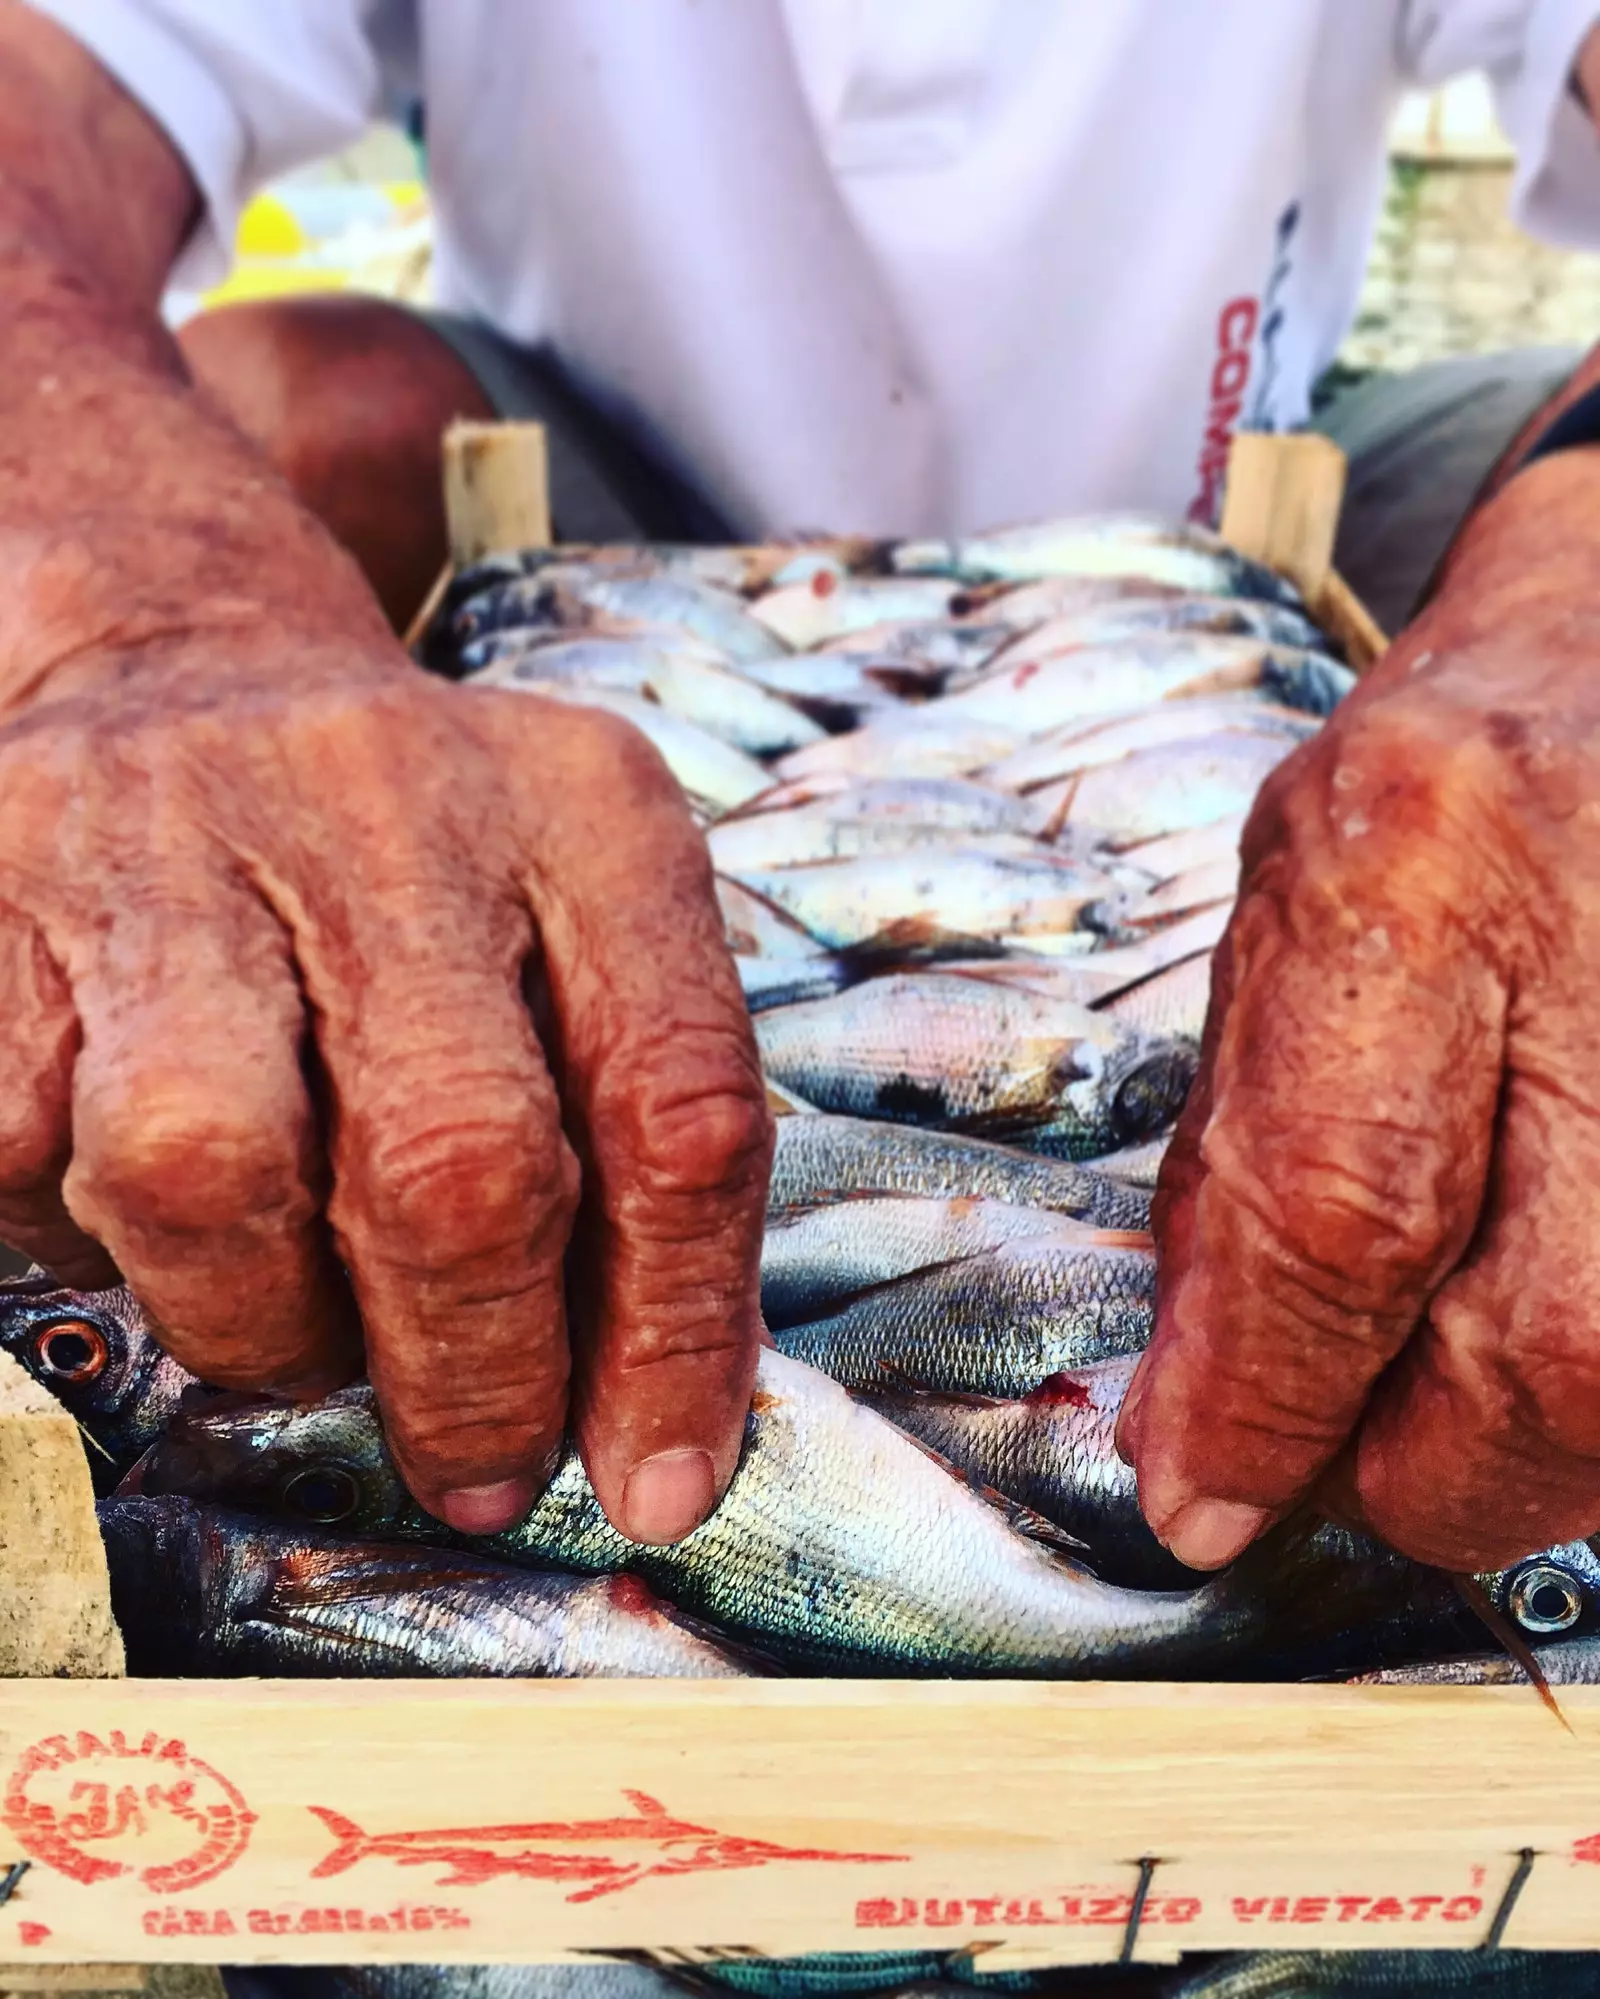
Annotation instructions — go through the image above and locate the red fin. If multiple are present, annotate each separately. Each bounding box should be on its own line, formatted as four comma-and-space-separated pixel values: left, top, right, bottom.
1087, 1228, 1156, 1251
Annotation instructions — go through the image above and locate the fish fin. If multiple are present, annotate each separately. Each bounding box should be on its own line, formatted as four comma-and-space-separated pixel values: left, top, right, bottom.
1451, 1574, 1570, 1730
1000, 1503, 1094, 1560
112, 1445, 155, 1497
307, 1806, 369, 1878
73, 1418, 116, 1468
1083, 1227, 1156, 1251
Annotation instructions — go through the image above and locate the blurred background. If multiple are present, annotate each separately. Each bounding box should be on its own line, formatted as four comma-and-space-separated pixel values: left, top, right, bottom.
163, 74, 1600, 389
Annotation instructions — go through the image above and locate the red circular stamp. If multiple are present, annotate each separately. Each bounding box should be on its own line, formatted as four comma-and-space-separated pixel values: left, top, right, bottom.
3, 1731, 255, 1892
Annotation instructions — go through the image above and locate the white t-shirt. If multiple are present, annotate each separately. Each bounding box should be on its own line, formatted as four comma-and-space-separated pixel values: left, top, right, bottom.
30, 0, 1600, 536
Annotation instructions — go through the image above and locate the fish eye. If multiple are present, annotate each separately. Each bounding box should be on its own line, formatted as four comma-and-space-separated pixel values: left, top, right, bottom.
1509, 1562, 1584, 1635
32, 1320, 109, 1384
280, 1465, 363, 1526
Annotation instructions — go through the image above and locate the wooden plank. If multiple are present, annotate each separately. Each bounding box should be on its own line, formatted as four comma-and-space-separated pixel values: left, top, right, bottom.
0, 1355, 121, 1679
1220, 431, 1389, 674
0, 1681, 1593, 1965
442, 420, 551, 566
0, 1966, 144, 1990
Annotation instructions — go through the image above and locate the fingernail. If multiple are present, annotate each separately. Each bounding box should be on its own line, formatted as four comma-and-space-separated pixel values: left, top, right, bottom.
622, 1448, 716, 1545
438, 1477, 535, 1535
1160, 1498, 1271, 1570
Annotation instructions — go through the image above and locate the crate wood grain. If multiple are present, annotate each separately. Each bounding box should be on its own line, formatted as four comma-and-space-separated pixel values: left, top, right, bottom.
0, 1679, 1592, 1967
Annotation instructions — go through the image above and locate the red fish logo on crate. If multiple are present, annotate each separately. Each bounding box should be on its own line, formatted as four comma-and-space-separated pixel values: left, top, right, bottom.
307, 1789, 908, 1903
4, 1730, 256, 1892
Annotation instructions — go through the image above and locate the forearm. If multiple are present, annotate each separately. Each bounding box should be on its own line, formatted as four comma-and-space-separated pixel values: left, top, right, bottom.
0, 2, 390, 711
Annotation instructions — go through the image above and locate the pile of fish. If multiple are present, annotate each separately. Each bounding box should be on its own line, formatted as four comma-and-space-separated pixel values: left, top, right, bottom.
9, 514, 1598, 1687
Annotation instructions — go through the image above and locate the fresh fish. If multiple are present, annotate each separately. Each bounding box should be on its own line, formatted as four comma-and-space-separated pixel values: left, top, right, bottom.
737, 953, 856, 1014
99, 1496, 763, 1679
1123, 814, 1247, 883
1121, 855, 1239, 923
451, 570, 789, 668
741, 776, 1050, 832
971, 575, 1188, 630
766, 1113, 1150, 1227
496, 682, 771, 811
934, 905, 1229, 1008
1092, 1133, 1174, 1191
815, 619, 1016, 675
939, 636, 1344, 737
466, 640, 823, 757
717, 879, 830, 959
710, 814, 1043, 873
1099, 955, 1214, 1042
859, 1360, 1193, 1591
773, 1233, 1154, 1394
1351, 1639, 1600, 1686
131, 1349, 1286, 1677
975, 594, 1332, 655
0, 1271, 194, 1482
751, 577, 960, 649
889, 515, 1301, 603
979, 696, 1315, 793
731, 652, 920, 727
775, 710, 1025, 785
1027, 732, 1296, 848
754, 975, 1196, 1159
731, 850, 1124, 955
761, 1195, 1102, 1328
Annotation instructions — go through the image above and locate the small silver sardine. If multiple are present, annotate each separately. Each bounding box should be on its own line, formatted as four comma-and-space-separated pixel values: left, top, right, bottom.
888, 515, 1301, 603
490, 682, 771, 812
973, 594, 1330, 655
718, 878, 830, 960
131, 1350, 1283, 1677
767, 1112, 1150, 1227
761, 1195, 1105, 1328
737, 954, 857, 1013
775, 710, 1026, 785
772, 1232, 1154, 1395
0, 1271, 194, 1482
980, 696, 1315, 793
754, 975, 1196, 1159
1025, 731, 1296, 849
732, 851, 1125, 955
1092, 1133, 1174, 1191
451, 570, 790, 667
99, 1496, 762, 1679
1099, 955, 1214, 1043
860, 1360, 1195, 1591
751, 577, 961, 649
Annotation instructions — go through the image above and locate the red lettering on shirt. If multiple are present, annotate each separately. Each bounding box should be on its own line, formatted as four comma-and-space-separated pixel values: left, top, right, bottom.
1188, 294, 1259, 524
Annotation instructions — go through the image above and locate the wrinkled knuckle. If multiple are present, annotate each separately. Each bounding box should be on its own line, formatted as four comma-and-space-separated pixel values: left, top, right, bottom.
70, 1077, 307, 1236
619, 1040, 773, 1205
349, 1104, 580, 1273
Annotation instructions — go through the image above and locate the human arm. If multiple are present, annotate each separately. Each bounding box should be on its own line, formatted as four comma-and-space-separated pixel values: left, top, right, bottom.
0, 1, 770, 1542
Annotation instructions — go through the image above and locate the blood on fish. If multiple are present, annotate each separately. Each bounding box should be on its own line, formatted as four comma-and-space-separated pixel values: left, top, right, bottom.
1011, 661, 1041, 689
606, 1573, 658, 1615
811, 570, 838, 598
1026, 1373, 1094, 1409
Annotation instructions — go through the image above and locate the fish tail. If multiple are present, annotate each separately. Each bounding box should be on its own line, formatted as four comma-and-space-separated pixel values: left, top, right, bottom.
307, 1806, 369, 1878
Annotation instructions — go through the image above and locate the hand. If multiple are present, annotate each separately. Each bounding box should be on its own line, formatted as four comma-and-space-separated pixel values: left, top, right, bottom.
1118, 454, 1600, 1573
0, 633, 770, 1542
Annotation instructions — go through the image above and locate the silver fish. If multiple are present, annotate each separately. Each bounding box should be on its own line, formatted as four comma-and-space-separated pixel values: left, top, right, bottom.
940, 636, 1345, 736
1099, 955, 1214, 1042
889, 515, 1301, 603
718, 879, 830, 959
766, 1112, 1150, 1227
499, 683, 771, 811
711, 818, 1044, 873
737, 953, 857, 1013
980, 696, 1315, 793
467, 640, 823, 757
1121, 856, 1239, 924
452, 569, 789, 668
775, 710, 1026, 785
772, 1231, 1154, 1395
1025, 731, 1295, 849
761, 1195, 1102, 1328
0, 1271, 194, 1481
859, 1360, 1194, 1591
754, 975, 1196, 1159
99, 1496, 762, 1679
973, 594, 1331, 655
751, 577, 961, 649
730, 851, 1124, 956
707, 784, 1046, 873
934, 904, 1230, 1007
1092, 1133, 1174, 1191
131, 1349, 1284, 1677
1123, 814, 1248, 883
814, 618, 1016, 674
1350, 1638, 1600, 1686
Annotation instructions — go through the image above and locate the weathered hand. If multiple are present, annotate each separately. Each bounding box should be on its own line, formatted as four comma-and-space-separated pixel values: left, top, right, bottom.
0, 637, 769, 1543
1118, 455, 1600, 1573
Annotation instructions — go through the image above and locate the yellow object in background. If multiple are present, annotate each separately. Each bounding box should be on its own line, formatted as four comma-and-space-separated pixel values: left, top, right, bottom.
194, 181, 432, 313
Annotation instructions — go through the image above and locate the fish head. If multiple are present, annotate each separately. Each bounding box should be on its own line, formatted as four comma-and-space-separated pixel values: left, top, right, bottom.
1048, 1027, 1198, 1151
1482, 1541, 1600, 1641
0, 1271, 192, 1466
131, 1383, 410, 1537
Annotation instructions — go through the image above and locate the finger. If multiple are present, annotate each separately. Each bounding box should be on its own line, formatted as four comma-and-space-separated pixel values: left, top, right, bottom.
0, 909, 115, 1286
1121, 707, 1511, 1569
261, 698, 579, 1532
484, 694, 771, 1546
57, 866, 359, 1393
1333, 1001, 1600, 1571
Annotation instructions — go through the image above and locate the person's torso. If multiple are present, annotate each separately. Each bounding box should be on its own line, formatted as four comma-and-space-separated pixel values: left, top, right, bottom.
392, 0, 1410, 537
